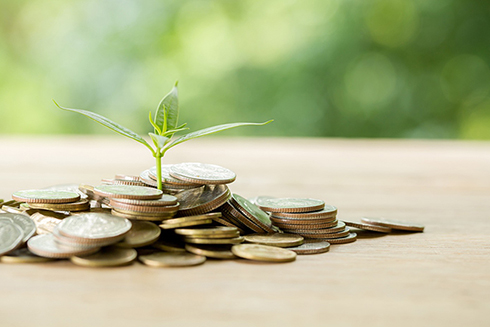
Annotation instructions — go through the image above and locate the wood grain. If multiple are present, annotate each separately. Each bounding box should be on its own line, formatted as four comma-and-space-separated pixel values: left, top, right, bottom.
1, 136, 489, 327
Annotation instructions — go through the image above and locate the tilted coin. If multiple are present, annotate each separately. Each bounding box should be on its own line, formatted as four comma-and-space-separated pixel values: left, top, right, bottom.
0, 213, 36, 243
110, 195, 178, 207
94, 184, 163, 200
287, 241, 331, 255
0, 220, 24, 256
0, 248, 54, 263
27, 198, 90, 212
78, 184, 107, 203
271, 205, 338, 219
244, 233, 304, 248
149, 165, 203, 186
12, 190, 80, 204
184, 236, 244, 245
116, 221, 161, 248
322, 232, 357, 244
342, 220, 392, 233
56, 212, 132, 242
71, 247, 137, 267
256, 197, 325, 213
232, 244, 296, 263
139, 252, 206, 267
231, 194, 274, 233
30, 212, 64, 235
159, 219, 213, 230
360, 217, 425, 232
212, 217, 246, 234
139, 169, 159, 187
185, 244, 237, 259
175, 185, 230, 216
27, 234, 100, 258
170, 162, 236, 185
221, 201, 264, 233
175, 226, 238, 237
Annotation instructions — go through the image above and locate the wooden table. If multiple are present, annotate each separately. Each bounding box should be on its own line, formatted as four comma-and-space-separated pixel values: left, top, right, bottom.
1, 137, 489, 327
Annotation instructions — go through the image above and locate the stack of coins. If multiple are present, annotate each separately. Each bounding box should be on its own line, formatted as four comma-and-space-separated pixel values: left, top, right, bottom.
256, 198, 357, 245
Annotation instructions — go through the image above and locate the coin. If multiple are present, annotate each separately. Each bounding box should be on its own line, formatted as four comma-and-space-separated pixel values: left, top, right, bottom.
342, 220, 392, 233
184, 236, 244, 245
175, 226, 239, 237
212, 217, 246, 234
101, 178, 146, 187
0, 248, 54, 263
232, 244, 296, 262
294, 228, 350, 239
256, 197, 325, 213
139, 169, 159, 187
221, 201, 264, 233
159, 219, 213, 230
271, 205, 338, 219
175, 185, 230, 216
0, 220, 23, 256
115, 174, 141, 182
170, 162, 236, 185
323, 232, 357, 244
248, 195, 275, 205
111, 209, 173, 222
139, 252, 206, 267
162, 212, 222, 225
56, 213, 132, 242
270, 219, 338, 230
110, 195, 178, 207
12, 190, 81, 204
30, 212, 64, 235
287, 241, 331, 255
109, 201, 180, 213
152, 239, 186, 252
244, 233, 304, 248
360, 217, 425, 232
27, 198, 91, 212
230, 194, 274, 233
281, 221, 347, 234
185, 244, 237, 259
149, 165, 203, 186
27, 234, 100, 258
94, 184, 163, 200
116, 221, 161, 248
71, 247, 137, 267
0, 213, 36, 243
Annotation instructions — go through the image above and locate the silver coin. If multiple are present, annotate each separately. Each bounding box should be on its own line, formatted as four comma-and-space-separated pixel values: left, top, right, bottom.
27, 234, 100, 258
0, 220, 23, 256
170, 162, 236, 184
56, 213, 132, 241
149, 165, 202, 186
0, 213, 36, 243
256, 197, 325, 213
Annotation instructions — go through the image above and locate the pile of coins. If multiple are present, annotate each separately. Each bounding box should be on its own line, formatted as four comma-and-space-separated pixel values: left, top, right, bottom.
0, 162, 425, 268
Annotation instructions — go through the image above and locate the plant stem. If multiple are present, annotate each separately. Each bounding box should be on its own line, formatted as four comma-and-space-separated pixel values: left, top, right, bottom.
155, 152, 163, 190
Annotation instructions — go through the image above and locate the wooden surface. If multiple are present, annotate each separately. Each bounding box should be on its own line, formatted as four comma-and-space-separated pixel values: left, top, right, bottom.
1, 136, 489, 327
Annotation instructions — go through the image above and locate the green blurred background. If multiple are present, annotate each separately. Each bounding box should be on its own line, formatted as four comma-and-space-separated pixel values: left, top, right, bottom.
1, 0, 489, 139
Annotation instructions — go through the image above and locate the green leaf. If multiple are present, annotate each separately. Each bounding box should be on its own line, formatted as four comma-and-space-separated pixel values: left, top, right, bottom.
155, 82, 179, 133
149, 111, 162, 135
163, 120, 273, 151
149, 133, 169, 149
162, 126, 189, 137
53, 100, 154, 153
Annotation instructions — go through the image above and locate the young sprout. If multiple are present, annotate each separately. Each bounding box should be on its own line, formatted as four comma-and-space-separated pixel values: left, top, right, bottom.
54, 82, 272, 190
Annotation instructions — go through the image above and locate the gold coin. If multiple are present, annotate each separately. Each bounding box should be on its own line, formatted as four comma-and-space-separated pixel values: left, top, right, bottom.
244, 233, 304, 248
30, 212, 64, 235
185, 244, 236, 259
110, 201, 180, 213
27, 234, 100, 259
342, 220, 392, 233
116, 221, 161, 248
230, 194, 274, 233
71, 247, 137, 267
27, 199, 90, 212
184, 236, 244, 245
0, 248, 54, 263
270, 205, 337, 219
281, 221, 347, 234
139, 252, 206, 267
360, 217, 424, 232
152, 239, 186, 252
271, 219, 338, 230
111, 207, 176, 217
12, 190, 81, 204
287, 240, 331, 255
174, 226, 238, 237
159, 219, 213, 230
160, 212, 221, 225
93, 184, 163, 200
256, 197, 325, 213
111, 209, 172, 221
323, 232, 357, 244
231, 244, 296, 262
212, 217, 246, 234
294, 229, 350, 239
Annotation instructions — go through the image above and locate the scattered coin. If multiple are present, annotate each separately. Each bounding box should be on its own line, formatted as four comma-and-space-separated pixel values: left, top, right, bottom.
221, 201, 264, 233
12, 190, 81, 204
170, 162, 236, 185
244, 233, 304, 248
71, 247, 137, 267
139, 252, 206, 267
0, 220, 23, 256
27, 234, 101, 258
256, 197, 325, 213
342, 220, 392, 233
0, 248, 54, 263
93, 185, 163, 200
185, 244, 237, 259
0, 213, 36, 243
116, 221, 161, 248
360, 217, 425, 232
323, 232, 357, 244
230, 194, 274, 233
162, 212, 222, 225
232, 244, 296, 263
152, 239, 186, 252
287, 241, 331, 255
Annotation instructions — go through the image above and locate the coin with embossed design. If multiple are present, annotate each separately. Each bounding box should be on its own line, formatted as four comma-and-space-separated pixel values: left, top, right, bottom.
256, 197, 325, 213
170, 162, 236, 185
